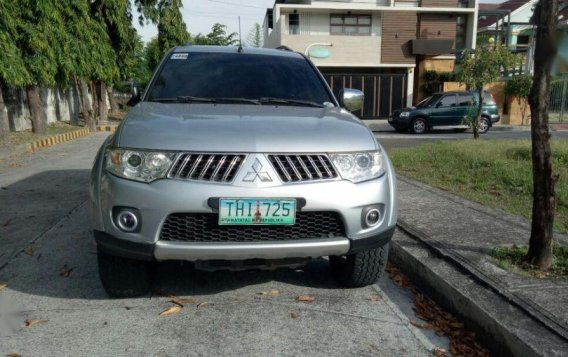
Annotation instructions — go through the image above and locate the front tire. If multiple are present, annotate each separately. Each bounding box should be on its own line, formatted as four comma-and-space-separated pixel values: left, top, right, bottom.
330, 243, 389, 287
97, 247, 155, 298
479, 117, 491, 134
411, 118, 428, 134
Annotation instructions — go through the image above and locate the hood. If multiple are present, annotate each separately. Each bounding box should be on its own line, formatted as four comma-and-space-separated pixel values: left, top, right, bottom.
114, 102, 377, 153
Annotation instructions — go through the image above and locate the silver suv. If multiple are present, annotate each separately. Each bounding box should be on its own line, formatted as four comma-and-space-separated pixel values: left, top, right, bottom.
90, 46, 398, 297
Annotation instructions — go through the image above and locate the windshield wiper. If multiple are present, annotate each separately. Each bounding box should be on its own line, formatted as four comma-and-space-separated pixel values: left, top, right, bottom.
149, 96, 215, 103
214, 97, 260, 105
149, 96, 260, 105
258, 97, 325, 108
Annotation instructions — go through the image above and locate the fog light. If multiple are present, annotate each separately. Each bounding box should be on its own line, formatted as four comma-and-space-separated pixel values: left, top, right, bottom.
115, 209, 140, 232
364, 208, 381, 228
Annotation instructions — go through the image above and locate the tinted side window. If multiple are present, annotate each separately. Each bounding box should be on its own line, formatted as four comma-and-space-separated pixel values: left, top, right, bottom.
148, 52, 333, 104
438, 95, 457, 107
458, 93, 474, 106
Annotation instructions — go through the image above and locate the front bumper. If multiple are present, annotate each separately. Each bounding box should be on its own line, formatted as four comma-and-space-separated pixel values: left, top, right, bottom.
95, 227, 395, 261
388, 115, 410, 130
490, 114, 501, 123
91, 152, 398, 261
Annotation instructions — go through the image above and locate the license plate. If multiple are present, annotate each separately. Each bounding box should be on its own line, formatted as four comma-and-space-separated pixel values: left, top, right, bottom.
218, 199, 296, 225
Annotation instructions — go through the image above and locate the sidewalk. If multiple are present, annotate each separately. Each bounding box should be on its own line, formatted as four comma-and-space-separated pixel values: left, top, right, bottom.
392, 176, 568, 356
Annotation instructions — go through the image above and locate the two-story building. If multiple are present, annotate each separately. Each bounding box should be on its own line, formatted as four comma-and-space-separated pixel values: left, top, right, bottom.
263, 0, 479, 119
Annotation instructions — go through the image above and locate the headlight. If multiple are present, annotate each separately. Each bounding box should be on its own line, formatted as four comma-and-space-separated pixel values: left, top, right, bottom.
106, 149, 176, 183
399, 111, 410, 118
330, 151, 385, 183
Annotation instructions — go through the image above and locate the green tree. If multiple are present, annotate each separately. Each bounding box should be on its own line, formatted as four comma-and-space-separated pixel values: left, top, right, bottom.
56, 0, 117, 131
504, 74, 533, 126
14, 0, 64, 135
193, 23, 238, 46
157, 0, 190, 56
129, 38, 156, 92
89, 0, 141, 115
145, 38, 162, 74
0, 0, 31, 145
457, 44, 515, 139
246, 23, 263, 48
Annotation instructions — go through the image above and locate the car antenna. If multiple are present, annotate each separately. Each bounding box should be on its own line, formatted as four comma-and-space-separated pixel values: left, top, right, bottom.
238, 16, 243, 53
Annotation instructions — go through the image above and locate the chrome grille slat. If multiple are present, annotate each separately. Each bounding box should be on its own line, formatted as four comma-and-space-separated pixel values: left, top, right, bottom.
296, 155, 312, 179
176, 154, 192, 178
169, 153, 245, 183
317, 155, 333, 177
222, 156, 240, 182
199, 155, 216, 179
307, 156, 323, 178
285, 156, 303, 180
274, 156, 292, 181
188, 154, 203, 179
210, 155, 227, 181
268, 154, 337, 183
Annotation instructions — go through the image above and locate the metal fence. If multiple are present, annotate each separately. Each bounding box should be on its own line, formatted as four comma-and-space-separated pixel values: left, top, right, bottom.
550, 77, 568, 123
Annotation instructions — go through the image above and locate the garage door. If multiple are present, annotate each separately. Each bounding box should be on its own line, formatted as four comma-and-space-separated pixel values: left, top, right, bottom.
323, 73, 408, 119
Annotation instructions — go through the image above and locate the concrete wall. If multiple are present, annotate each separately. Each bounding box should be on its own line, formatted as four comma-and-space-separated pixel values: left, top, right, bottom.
4, 86, 86, 132
415, 58, 456, 102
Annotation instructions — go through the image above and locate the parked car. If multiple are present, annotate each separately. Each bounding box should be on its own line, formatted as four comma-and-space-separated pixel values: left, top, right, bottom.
389, 91, 501, 134
90, 46, 398, 297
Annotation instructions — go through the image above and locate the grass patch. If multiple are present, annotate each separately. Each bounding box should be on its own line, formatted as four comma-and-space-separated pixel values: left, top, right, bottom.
492, 245, 568, 277
389, 140, 568, 234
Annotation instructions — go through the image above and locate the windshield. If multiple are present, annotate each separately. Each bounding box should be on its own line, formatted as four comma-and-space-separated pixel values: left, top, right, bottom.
416, 94, 442, 108
147, 52, 334, 106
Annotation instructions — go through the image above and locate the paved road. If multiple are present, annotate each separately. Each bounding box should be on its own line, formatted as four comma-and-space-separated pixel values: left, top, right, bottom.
0, 133, 447, 356
367, 121, 568, 150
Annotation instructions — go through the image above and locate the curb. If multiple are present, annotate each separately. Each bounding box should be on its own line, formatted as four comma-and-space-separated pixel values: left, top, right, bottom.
29, 128, 91, 152
26, 125, 117, 152
389, 231, 568, 357
396, 219, 568, 341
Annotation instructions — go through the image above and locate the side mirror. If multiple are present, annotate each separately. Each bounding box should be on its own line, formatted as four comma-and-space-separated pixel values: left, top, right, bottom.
127, 82, 141, 107
339, 88, 364, 112
436, 102, 443, 108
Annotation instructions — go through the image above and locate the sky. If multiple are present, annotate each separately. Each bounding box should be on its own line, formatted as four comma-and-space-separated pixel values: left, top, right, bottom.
133, 0, 275, 44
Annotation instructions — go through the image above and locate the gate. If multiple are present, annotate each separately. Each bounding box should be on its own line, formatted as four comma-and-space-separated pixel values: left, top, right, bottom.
323, 73, 408, 119
550, 77, 568, 123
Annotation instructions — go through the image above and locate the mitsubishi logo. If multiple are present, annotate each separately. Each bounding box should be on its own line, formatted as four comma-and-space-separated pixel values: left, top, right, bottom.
243, 158, 272, 182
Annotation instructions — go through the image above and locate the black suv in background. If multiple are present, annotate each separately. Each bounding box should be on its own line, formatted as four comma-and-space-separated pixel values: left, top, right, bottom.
389, 91, 501, 134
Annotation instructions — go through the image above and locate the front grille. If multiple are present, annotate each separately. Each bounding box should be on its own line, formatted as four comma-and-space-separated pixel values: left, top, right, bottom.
267, 154, 338, 183
168, 154, 245, 182
159, 211, 345, 242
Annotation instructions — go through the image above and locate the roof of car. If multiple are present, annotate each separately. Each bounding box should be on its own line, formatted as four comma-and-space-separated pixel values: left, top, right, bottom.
171, 45, 304, 59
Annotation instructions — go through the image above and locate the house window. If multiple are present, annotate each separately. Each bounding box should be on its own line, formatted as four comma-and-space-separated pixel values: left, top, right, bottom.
456, 15, 467, 49
289, 13, 300, 35
330, 14, 372, 35
516, 35, 530, 51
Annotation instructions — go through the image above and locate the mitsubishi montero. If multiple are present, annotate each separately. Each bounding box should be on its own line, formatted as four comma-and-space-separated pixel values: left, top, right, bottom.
90, 46, 398, 297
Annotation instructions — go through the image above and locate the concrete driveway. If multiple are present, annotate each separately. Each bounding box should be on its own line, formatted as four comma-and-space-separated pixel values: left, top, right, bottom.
0, 133, 447, 356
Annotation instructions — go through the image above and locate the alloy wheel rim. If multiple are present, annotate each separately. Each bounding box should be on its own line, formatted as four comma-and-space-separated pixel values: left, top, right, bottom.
414, 120, 425, 132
